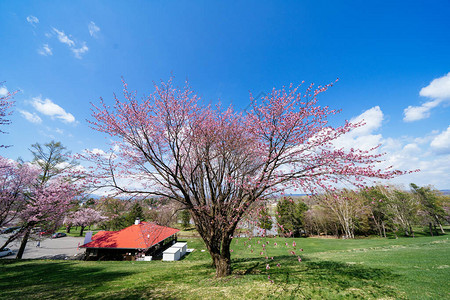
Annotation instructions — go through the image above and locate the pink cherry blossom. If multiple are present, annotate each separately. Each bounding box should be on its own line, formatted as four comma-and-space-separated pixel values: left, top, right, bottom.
81, 78, 411, 277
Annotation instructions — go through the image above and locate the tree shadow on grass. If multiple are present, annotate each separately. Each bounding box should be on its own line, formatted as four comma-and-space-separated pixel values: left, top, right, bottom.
0, 260, 169, 300
229, 256, 402, 299
304, 260, 397, 281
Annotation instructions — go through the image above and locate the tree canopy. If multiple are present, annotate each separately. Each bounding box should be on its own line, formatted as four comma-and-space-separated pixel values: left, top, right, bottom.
82, 78, 409, 277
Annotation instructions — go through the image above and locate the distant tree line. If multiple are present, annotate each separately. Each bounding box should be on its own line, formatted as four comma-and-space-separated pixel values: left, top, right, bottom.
274, 184, 449, 239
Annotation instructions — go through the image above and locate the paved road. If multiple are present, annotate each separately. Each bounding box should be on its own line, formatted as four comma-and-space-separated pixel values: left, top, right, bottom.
0, 234, 85, 260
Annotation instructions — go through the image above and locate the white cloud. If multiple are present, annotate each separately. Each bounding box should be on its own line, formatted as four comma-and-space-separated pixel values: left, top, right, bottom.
0, 86, 8, 97
349, 106, 383, 135
26, 15, 39, 26
403, 72, 450, 122
83, 148, 117, 160
374, 126, 450, 189
327, 107, 450, 189
55, 161, 70, 169
419, 72, 450, 99
333, 106, 383, 151
88, 21, 100, 38
91, 148, 107, 156
402, 143, 421, 154
386, 152, 450, 190
52, 27, 89, 59
52, 27, 75, 47
403, 99, 442, 122
430, 126, 450, 154
19, 110, 42, 124
31, 96, 76, 123
37, 44, 53, 56
72, 42, 89, 59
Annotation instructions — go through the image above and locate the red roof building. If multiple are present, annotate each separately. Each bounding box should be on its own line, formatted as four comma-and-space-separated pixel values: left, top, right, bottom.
81, 222, 180, 260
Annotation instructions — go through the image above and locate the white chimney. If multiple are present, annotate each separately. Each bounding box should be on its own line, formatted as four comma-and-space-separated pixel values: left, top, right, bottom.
135, 218, 140, 225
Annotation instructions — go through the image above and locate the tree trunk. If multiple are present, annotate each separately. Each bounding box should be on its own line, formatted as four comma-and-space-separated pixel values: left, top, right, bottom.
209, 236, 232, 277
66, 225, 71, 233
0, 229, 24, 251
429, 223, 434, 236
211, 251, 232, 277
197, 228, 232, 277
16, 228, 31, 259
409, 225, 414, 238
372, 214, 382, 237
79, 226, 85, 236
435, 216, 445, 234
382, 222, 386, 238
191, 209, 237, 278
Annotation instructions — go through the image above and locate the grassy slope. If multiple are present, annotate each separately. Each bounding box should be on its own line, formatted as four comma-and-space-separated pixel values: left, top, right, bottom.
0, 235, 448, 299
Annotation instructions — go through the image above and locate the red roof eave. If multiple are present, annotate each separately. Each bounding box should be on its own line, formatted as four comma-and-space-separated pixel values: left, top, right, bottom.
80, 222, 179, 250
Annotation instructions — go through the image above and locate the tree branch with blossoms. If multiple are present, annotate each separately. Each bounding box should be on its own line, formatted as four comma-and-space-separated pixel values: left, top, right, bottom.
80, 78, 413, 277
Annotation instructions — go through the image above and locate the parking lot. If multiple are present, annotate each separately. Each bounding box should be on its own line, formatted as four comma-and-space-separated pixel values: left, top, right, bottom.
0, 233, 85, 260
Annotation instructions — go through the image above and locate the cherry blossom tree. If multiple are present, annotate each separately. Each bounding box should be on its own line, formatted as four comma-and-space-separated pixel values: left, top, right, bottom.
0, 157, 40, 251
0, 157, 38, 228
0, 161, 78, 255
10, 141, 81, 258
67, 207, 107, 236
14, 179, 78, 258
83, 78, 409, 277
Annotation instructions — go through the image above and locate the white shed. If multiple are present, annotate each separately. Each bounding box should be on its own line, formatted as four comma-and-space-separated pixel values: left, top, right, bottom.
172, 242, 187, 256
162, 247, 181, 261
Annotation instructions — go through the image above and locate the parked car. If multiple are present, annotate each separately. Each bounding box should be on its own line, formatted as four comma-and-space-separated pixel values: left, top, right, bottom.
0, 248, 14, 257
51, 232, 67, 239
0, 227, 20, 234
39, 230, 54, 236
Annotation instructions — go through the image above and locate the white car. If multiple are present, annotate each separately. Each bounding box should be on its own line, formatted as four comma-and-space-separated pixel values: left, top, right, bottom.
0, 248, 14, 258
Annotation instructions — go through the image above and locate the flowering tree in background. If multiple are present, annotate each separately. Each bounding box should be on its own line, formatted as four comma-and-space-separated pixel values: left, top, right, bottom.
84, 78, 409, 277
10, 141, 80, 258
0, 84, 78, 256
0, 157, 40, 251
14, 180, 77, 258
0, 157, 38, 228
67, 207, 107, 236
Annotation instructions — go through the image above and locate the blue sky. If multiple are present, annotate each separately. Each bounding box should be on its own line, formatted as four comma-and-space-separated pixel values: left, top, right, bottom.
1, 1, 449, 189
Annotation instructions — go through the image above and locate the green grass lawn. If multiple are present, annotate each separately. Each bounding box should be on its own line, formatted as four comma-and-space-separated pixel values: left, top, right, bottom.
1, 234, 449, 299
